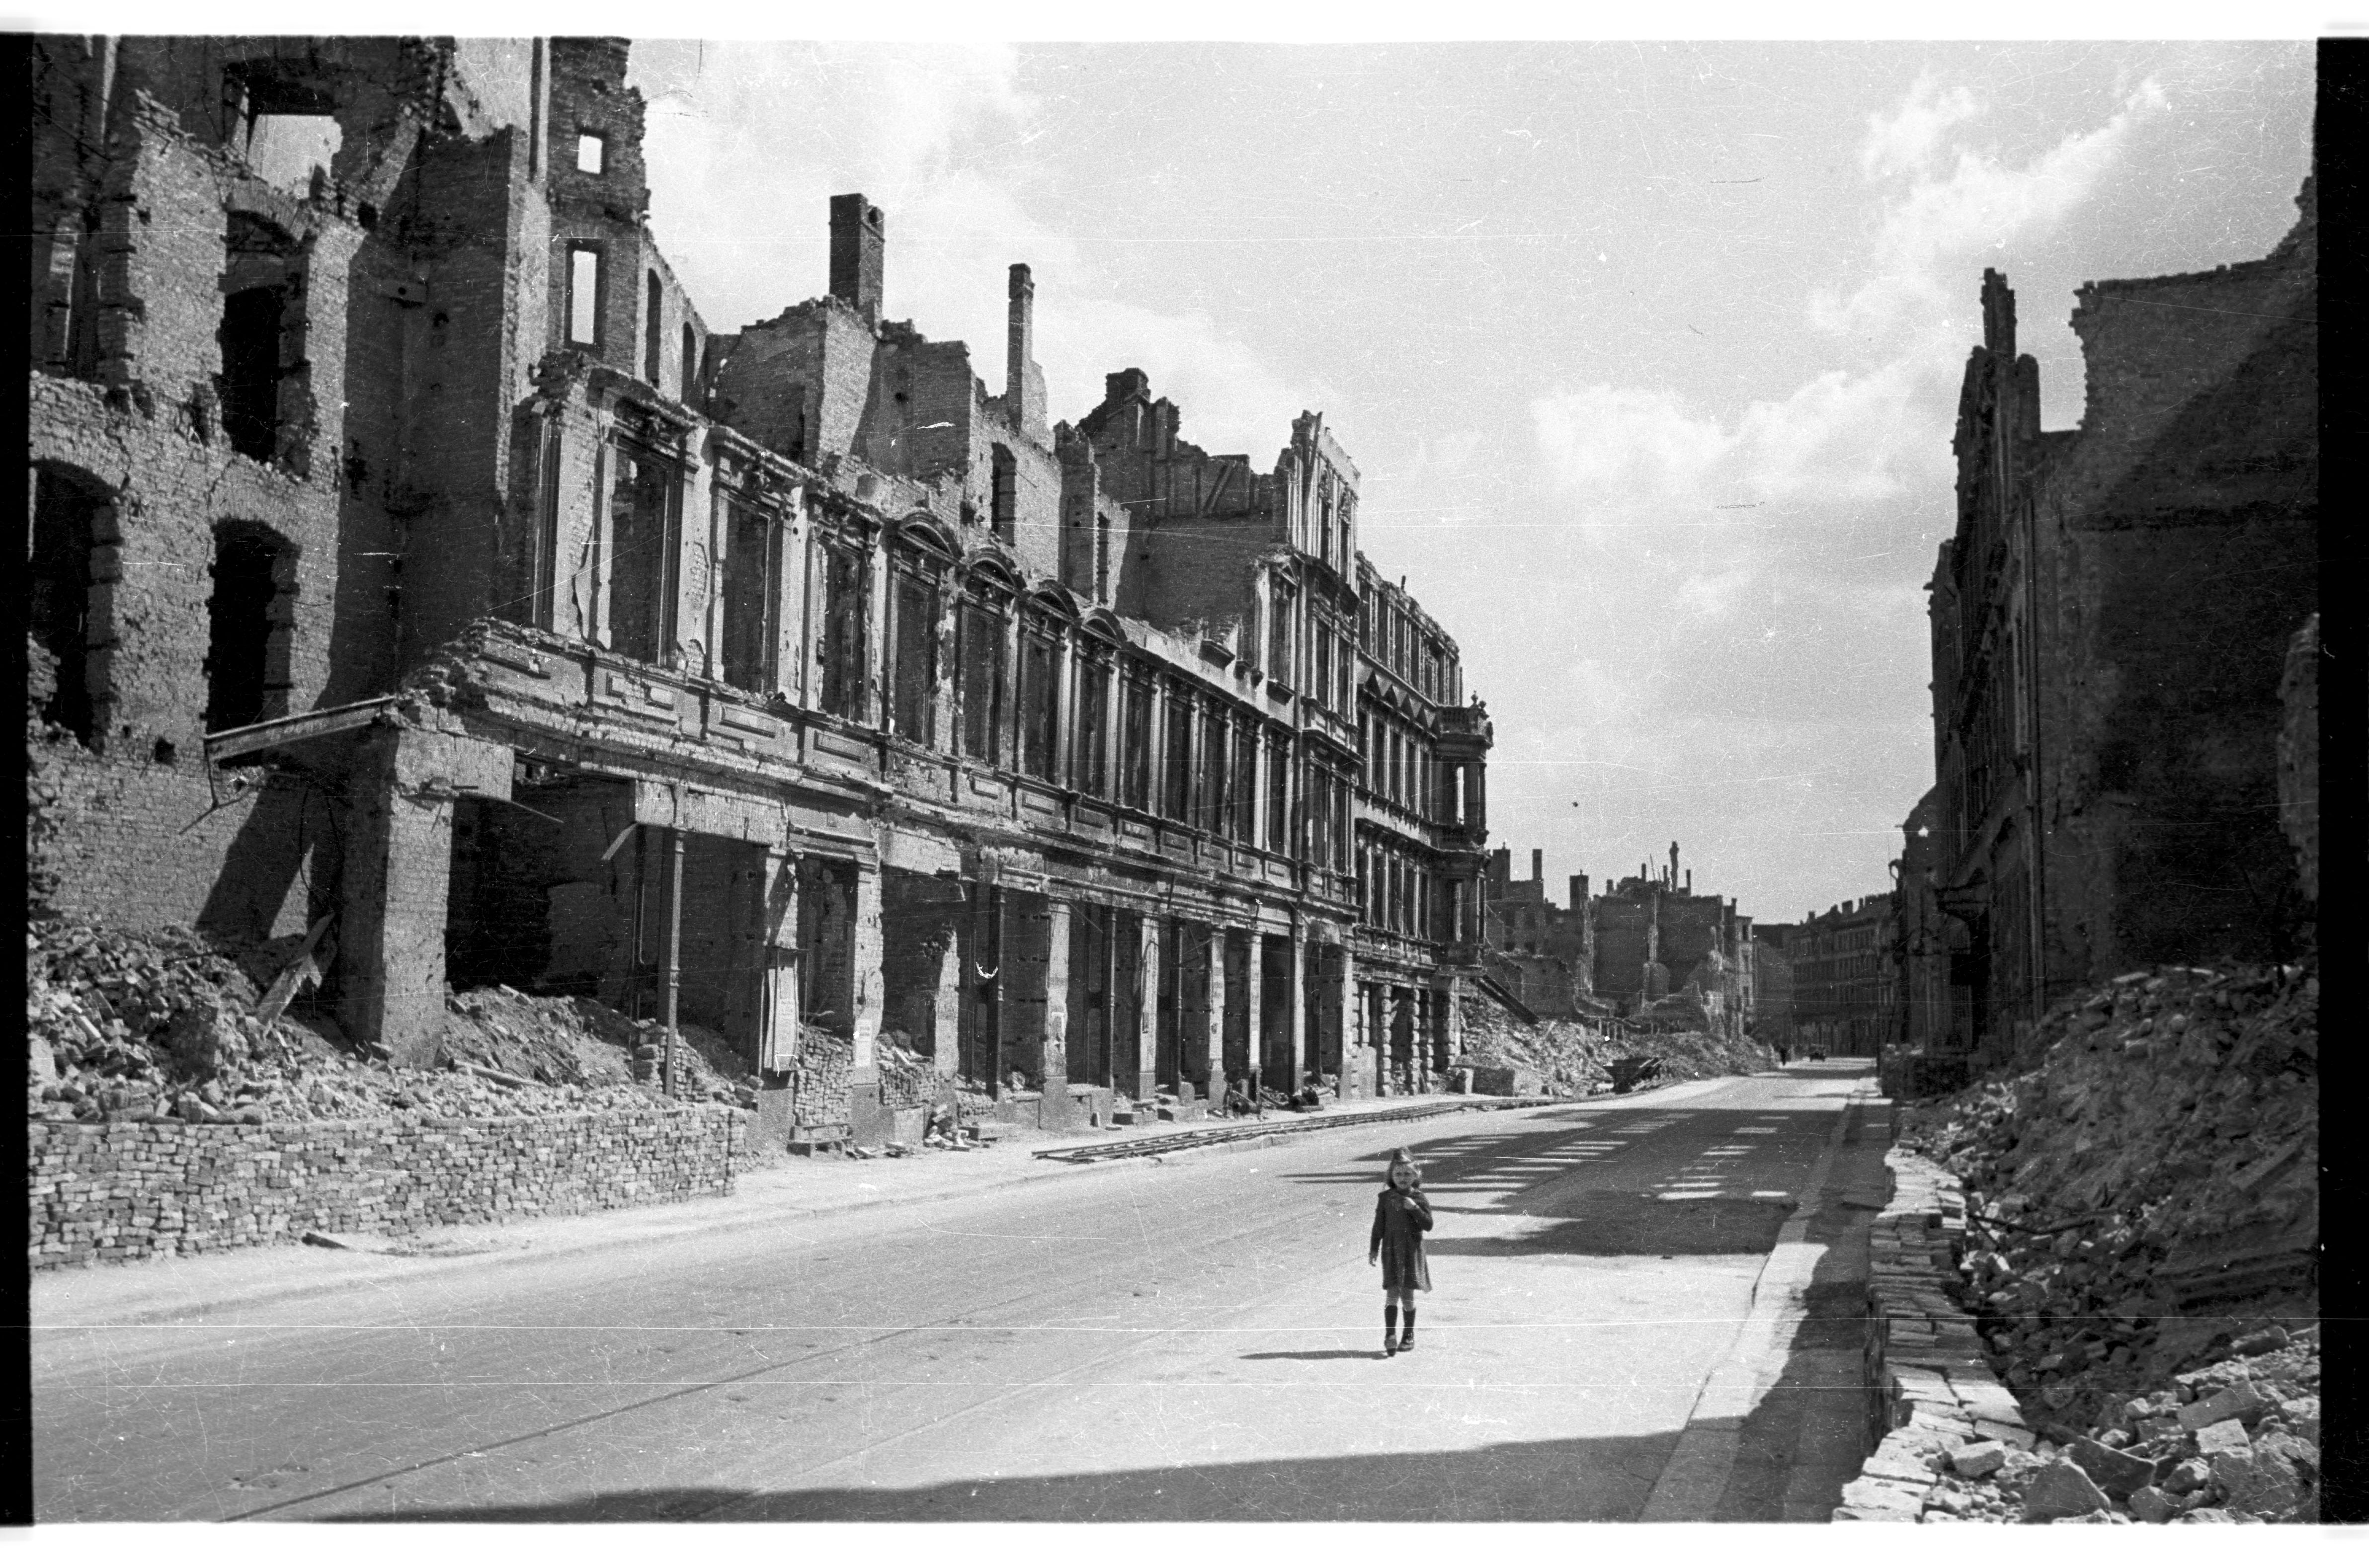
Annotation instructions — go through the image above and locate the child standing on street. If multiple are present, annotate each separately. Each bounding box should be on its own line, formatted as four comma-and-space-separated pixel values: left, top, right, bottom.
1369, 1148, 1433, 1355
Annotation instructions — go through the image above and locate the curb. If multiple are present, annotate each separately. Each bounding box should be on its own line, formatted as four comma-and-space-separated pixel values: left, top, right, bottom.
1833, 1142, 2040, 1521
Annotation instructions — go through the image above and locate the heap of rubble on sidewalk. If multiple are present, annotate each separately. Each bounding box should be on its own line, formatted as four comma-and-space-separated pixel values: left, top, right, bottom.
27, 916, 762, 1127
1455, 986, 1779, 1097
1847, 956, 2319, 1523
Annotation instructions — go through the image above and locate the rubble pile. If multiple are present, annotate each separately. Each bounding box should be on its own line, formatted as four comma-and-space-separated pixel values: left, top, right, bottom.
1914, 1324, 2319, 1523
1456, 988, 1777, 1095
27, 917, 762, 1124
1900, 959, 2317, 1436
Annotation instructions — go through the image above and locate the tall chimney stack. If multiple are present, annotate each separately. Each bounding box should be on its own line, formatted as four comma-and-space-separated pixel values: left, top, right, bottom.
1530, 848, 1543, 885
1570, 873, 1589, 910
829, 194, 885, 325
1007, 263, 1046, 434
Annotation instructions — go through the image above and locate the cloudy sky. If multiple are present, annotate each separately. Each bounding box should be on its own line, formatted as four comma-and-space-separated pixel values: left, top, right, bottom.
624, 36, 2314, 925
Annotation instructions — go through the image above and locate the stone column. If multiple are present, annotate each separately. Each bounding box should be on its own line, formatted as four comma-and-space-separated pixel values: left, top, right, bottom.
751, 849, 802, 1152
337, 726, 511, 1068
1039, 896, 1076, 1128
1243, 926, 1266, 1094
1203, 924, 1226, 1098
847, 862, 887, 1141
1124, 910, 1157, 1101
1436, 977, 1463, 1078
1287, 926, 1307, 1092
1337, 946, 1359, 1100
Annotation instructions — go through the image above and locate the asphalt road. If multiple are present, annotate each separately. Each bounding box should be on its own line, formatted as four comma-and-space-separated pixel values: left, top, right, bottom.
33, 1063, 1885, 1521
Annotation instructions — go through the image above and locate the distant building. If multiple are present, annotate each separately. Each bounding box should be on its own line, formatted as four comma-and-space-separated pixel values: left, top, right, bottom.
1924, 180, 2316, 1055
1787, 895, 1896, 1055
1479, 847, 1593, 1018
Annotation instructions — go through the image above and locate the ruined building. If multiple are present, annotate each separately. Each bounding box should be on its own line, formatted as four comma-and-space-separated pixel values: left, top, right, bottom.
1784, 895, 1897, 1056
1921, 180, 2316, 1056
24, 35, 1496, 1143
1481, 842, 1757, 1037
1478, 846, 1594, 1018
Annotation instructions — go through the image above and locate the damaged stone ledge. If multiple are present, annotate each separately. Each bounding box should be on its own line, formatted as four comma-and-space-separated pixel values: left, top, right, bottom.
1835, 1145, 2038, 1521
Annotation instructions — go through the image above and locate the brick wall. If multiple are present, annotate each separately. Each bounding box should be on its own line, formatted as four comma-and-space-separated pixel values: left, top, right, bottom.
27, 1103, 744, 1270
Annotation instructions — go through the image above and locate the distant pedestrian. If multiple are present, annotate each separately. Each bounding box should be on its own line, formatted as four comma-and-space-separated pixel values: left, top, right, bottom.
1369, 1147, 1433, 1355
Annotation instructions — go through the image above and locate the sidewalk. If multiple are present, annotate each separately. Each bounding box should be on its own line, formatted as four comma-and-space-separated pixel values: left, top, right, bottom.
30, 1089, 1521, 1328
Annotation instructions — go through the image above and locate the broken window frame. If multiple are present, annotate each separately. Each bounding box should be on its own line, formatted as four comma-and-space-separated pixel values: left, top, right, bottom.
1267, 575, 1296, 687
1199, 705, 1228, 836
1265, 729, 1289, 851
957, 573, 1013, 764
1231, 714, 1258, 843
218, 212, 301, 468
887, 535, 948, 746
576, 130, 606, 174
1163, 685, 1195, 823
814, 528, 870, 721
1073, 639, 1114, 800
603, 437, 683, 667
715, 488, 783, 695
1120, 668, 1153, 811
29, 463, 112, 746
1018, 614, 1062, 783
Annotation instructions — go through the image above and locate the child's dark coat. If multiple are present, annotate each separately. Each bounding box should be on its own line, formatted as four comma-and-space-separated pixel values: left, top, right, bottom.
1369, 1185, 1434, 1293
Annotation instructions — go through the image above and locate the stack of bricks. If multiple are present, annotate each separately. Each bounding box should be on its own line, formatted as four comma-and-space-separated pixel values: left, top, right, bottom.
28, 1104, 745, 1270
1835, 1146, 2041, 1520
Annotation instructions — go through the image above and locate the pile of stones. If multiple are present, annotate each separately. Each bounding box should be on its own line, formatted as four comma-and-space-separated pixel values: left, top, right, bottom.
26, 917, 756, 1125
1900, 958, 2316, 1432
1914, 1324, 2318, 1523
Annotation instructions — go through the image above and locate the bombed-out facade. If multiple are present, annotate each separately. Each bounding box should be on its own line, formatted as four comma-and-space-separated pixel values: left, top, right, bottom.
1917, 184, 2316, 1057
25, 35, 1496, 1144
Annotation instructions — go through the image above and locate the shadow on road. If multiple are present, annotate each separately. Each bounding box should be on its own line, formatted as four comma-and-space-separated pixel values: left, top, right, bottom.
310, 1426, 1689, 1521
1235, 1348, 1378, 1362
1425, 1192, 1795, 1258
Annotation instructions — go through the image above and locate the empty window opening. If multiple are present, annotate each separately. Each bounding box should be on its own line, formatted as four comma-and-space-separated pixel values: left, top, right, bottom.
890, 564, 941, 742
717, 499, 777, 692
958, 595, 1007, 762
990, 444, 1017, 541
1231, 718, 1257, 842
605, 448, 679, 664
1199, 708, 1226, 834
204, 521, 291, 733
1268, 580, 1295, 683
681, 323, 700, 403
1074, 659, 1110, 798
218, 279, 286, 463
816, 539, 867, 720
644, 271, 665, 384
1314, 627, 1333, 712
1163, 692, 1193, 821
576, 132, 605, 174
29, 466, 108, 746
1121, 676, 1151, 810
1018, 627, 1058, 781
568, 246, 602, 346
1265, 732, 1288, 849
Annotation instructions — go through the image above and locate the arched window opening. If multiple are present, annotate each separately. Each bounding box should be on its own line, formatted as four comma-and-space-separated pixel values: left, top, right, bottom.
889, 548, 943, 743
1018, 618, 1060, 781
29, 466, 109, 745
681, 323, 700, 404
1073, 645, 1113, 799
205, 521, 293, 733
957, 581, 1010, 762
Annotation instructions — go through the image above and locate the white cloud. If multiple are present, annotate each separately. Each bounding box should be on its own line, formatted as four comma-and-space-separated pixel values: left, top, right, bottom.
1860, 73, 1982, 180
634, 41, 1314, 459
1813, 77, 2170, 337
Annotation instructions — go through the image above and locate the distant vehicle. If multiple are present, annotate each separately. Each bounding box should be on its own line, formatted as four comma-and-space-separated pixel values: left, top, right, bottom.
1807, 1047, 1828, 1061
